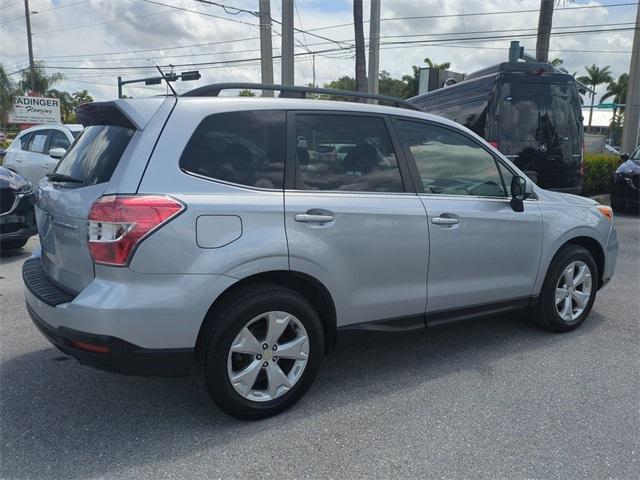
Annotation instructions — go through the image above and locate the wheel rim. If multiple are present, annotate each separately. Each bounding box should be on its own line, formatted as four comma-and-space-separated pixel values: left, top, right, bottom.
227, 311, 310, 402
555, 260, 592, 322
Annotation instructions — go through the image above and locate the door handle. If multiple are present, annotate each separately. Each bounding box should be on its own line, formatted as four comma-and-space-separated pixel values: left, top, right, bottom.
294, 213, 334, 223
432, 217, 459, 225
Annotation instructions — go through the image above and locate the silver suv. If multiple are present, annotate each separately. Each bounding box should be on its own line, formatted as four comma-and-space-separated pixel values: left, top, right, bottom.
23, 84, 618, 419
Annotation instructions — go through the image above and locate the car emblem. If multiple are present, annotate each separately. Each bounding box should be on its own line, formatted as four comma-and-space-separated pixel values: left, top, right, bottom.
537, 144, 547, 153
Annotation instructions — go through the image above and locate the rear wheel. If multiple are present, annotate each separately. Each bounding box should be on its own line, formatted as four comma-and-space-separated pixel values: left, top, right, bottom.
1, 239, 28, 251
196, 284, 324, 419
532, 245, 598, 332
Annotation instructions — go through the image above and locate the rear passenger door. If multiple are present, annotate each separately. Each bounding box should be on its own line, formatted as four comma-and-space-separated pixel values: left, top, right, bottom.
21, 129, 51, 186
394, 119, 542, 315
284, 112, 429, 327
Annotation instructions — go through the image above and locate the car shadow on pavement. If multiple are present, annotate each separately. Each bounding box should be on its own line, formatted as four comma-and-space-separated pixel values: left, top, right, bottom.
0, 310, 605, 479
0, 247, 31, 265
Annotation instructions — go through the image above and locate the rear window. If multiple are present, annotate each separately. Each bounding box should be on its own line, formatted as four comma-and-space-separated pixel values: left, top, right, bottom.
53, 125, 134, 186
180, 110, 286, 189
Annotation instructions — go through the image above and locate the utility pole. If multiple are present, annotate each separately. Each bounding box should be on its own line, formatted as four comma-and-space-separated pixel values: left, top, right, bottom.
367, 0, 380, 97
621, 2, 640, 153
259, 0, 274, 96
24, 0, 36, 93
281, 0, 294, 86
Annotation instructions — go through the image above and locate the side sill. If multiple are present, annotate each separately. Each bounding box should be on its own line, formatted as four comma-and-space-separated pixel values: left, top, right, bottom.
426, 296, 536, 328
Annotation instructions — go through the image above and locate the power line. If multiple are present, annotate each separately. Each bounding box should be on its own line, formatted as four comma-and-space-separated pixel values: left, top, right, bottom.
303, 2, 639, 32
0, 0, 91, 26
140, 0, 260, 27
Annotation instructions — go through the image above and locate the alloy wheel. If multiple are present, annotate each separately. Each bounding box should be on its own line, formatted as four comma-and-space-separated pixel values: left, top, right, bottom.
227, 311, 310, 402
555, 260, 592, 322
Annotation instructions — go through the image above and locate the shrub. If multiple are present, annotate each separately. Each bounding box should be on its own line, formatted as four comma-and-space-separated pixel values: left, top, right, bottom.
583, 153, 624, 196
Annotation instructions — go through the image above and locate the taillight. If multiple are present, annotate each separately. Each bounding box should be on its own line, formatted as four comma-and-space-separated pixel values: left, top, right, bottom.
88, 195, 184, 266
488, 140, 499, 149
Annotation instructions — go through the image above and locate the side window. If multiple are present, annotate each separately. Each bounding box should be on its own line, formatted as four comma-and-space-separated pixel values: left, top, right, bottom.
397, 120, 507, 197
294, 114, 404, 192
180, 110, 285, 189
50, 130, 70, 150
26, 131, 49, 154
19, 133, 32, 150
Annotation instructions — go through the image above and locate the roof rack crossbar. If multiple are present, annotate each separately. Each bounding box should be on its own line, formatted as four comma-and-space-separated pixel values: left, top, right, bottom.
181, 83, 420, 111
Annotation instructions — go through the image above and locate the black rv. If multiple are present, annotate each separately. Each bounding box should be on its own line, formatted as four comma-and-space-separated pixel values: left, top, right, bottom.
409, 62, 584, 194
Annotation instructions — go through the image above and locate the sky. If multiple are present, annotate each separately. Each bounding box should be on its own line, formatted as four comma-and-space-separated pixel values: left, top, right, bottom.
0, 0, 636, 102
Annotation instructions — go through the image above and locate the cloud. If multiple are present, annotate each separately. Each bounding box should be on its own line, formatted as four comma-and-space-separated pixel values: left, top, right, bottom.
0, 0, 634, 101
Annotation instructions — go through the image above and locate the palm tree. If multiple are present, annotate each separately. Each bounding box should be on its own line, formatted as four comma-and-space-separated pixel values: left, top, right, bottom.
18, 61, 64, 95
424, 58, 451, 70
536, 1, 573, 62
600, 73, 628, 119
353, 0, 367, 96
45, 89, 74, 122
577, 64, 613, 128
0, 64, 19, 124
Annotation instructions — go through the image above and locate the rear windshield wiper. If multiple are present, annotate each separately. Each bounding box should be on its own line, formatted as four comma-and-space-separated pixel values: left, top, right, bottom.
46, 173, 84, 184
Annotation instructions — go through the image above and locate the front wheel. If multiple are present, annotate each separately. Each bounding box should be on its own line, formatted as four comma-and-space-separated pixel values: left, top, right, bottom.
532, 245, 598, 332
196, 284, 324, 419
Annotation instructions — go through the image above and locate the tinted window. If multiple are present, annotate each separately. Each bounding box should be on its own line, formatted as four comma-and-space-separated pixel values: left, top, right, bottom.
428, 98, 489, 136
397, 120, 507, 197
180, 111, 285, 189
53, 125, 134, 186
50, 130, 70, 150
295, 114, 403, 192
27, 131, 49, 153
19, 133, 32, 150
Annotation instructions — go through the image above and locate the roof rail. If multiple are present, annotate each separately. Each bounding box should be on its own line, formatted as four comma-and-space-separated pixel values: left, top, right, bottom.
181, 83, 420, 111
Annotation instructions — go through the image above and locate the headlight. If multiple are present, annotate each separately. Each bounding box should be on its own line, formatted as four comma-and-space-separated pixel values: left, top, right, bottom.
16, 182, 33, 195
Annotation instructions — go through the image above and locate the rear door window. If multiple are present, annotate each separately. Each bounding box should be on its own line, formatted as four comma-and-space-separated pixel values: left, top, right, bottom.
18, 133, 32, 150
180, 110, 286, 189
53, 125, 135, 186
294, 114, 404, 192
27, 131, 50, 154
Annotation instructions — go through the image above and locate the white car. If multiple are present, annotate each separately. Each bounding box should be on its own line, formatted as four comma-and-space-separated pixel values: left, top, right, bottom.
3, 124, 83, 187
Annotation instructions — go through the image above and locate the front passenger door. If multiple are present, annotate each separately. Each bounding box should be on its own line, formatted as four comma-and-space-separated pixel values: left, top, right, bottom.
21, 130, 51, 186
395, 119, 542, 314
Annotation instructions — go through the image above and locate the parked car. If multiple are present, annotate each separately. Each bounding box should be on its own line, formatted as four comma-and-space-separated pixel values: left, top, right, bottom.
409, 62, 584, 194
0, 166, 36, 251
611, 146, 640, 213
23, 86, 618, 419
3, 124, 83, 187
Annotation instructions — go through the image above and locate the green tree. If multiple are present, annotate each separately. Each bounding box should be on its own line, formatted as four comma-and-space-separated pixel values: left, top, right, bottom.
424, 58, 451, 70
378, 70, 407, 98
578, 64, 613, 128
72, 89, 93, 105
18, 61, 64, 95
324, 76, 356, 92
238, 89, 255, 96
0, 64, 19, 124
600, 73, 628, 119
45, 89, 74, 122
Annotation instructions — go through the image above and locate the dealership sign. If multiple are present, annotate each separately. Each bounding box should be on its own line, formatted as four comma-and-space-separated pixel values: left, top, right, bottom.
8, 96, 61, 124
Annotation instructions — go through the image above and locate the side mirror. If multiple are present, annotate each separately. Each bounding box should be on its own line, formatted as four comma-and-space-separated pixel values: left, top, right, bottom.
510, 175, 528, 212
49, 147, 66, 159
620, 153, 629, 161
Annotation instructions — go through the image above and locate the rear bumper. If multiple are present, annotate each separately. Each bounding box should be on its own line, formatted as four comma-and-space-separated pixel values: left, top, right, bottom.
22, 255, 237, 376
26, 302, 193, 376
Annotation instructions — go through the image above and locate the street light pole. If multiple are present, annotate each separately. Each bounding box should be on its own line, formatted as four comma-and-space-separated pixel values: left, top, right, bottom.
24, 0, 36, 93
367, 0, 380, 97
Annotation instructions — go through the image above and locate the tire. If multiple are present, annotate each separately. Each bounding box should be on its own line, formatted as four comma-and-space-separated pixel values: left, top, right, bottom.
196, 284, 324, 419
1, 238, 28, 251
532, 245, 598, 333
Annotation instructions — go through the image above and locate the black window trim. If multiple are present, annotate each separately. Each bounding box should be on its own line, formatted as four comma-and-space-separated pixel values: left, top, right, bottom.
178, 109, 288, 192
50, 128, 71, 151
285, 110, 416, 194
391, 115, 520, 200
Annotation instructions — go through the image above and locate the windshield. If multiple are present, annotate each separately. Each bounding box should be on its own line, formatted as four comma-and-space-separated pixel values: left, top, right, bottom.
53, 125, 134, 186
630, 146, 640, 163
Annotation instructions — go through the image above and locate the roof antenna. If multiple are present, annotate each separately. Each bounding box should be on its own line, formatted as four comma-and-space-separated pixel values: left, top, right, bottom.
147, 58, 177, 96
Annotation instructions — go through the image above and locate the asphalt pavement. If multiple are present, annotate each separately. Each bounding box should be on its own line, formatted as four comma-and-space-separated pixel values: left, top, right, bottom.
1, 214, 638, 479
